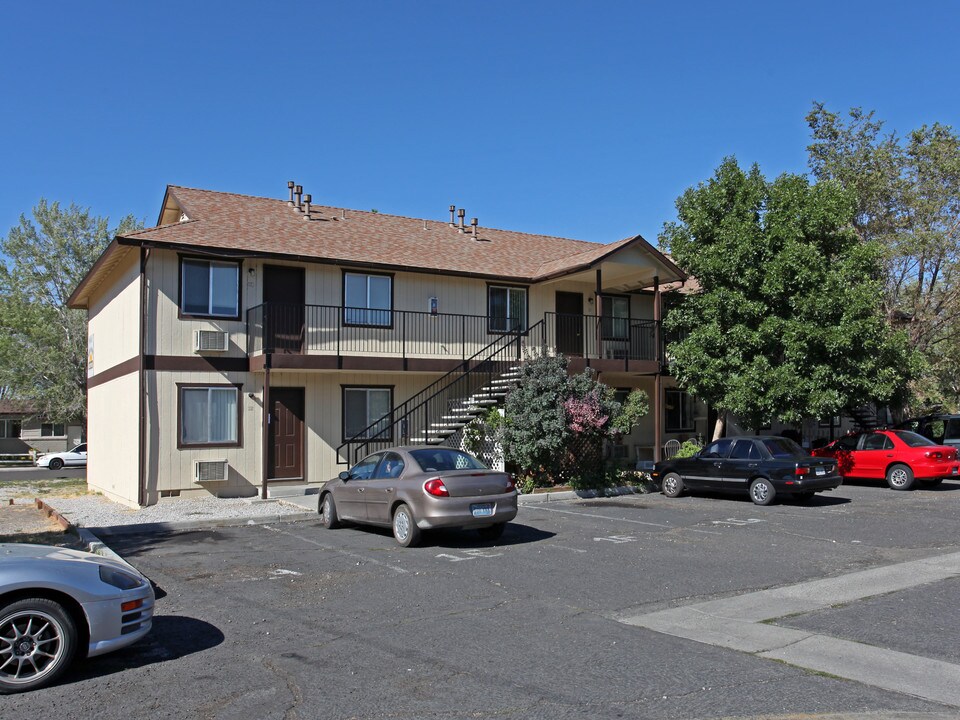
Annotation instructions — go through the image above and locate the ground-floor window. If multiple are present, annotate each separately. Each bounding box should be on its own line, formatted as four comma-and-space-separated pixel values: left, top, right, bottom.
0, 419, 22, 438
40, 423, 66, 437
665, 389, 694, 432
179, 385, 240, 447
342, 386, 392, 441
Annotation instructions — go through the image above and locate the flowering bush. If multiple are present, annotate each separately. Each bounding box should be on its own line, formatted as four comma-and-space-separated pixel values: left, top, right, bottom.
564, 389, 609, 434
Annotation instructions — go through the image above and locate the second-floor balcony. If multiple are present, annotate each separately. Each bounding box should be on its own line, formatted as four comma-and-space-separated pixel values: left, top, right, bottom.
245, 303, 664, 369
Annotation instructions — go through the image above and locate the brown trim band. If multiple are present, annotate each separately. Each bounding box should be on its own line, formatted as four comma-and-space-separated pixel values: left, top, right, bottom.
144, 356, 250, 372
87, 356, 141, 389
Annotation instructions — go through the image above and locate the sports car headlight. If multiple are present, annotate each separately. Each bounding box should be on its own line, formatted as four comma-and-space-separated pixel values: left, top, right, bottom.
99, 565, 144, 590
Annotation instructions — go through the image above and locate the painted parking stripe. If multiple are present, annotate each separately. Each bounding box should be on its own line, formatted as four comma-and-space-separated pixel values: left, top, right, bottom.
263, 525, 408, 574
532, 504, 672, 528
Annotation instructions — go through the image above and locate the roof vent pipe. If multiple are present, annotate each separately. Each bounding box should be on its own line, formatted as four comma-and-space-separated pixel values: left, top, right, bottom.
471, 217, 478, 238
449, 205, 456, 227
294, 185, 303, 210
457, 208, 466, 232
303, 194, 312, 220
287, 181, 295, 206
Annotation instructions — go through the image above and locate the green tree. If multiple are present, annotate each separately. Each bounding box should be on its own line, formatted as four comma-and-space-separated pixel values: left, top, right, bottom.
807, 104, 960, 410
660, 157, 920, 436
0, 200, 141, 422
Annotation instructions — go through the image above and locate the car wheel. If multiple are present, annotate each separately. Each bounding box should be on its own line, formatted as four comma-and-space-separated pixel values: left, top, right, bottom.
48, 458, 64, 471
661, 472, 684, 498
0, 598, 77, 694
392, 504, 421, 548
749, 478, 775, 506
886, 464, 915, 491
319, 493, 340, 529
477, 523, 506, 541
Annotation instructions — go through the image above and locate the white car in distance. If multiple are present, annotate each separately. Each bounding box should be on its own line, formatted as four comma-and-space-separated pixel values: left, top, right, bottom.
35, 444, 87, 471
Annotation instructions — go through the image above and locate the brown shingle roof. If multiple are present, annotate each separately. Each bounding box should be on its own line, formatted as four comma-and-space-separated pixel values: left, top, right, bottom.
70, 186, 685, 306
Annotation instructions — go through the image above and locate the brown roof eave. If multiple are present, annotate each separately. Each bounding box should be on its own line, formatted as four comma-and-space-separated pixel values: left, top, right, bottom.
534, 234, 687, 284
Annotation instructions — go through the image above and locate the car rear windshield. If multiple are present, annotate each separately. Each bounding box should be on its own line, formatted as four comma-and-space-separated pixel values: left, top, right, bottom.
409, 448, 489, 472
761, 437, 806, 459
891, 430, 938, 447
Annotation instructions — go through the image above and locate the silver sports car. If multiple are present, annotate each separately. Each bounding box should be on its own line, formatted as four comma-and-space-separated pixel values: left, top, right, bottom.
321, 446, 518, 546
0, 543, 155, 693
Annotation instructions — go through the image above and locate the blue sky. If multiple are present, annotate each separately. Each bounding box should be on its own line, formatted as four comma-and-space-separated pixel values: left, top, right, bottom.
1, 1, 957, 246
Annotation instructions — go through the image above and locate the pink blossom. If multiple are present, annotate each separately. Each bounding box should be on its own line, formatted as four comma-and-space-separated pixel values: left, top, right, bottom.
564, 390, 609, 433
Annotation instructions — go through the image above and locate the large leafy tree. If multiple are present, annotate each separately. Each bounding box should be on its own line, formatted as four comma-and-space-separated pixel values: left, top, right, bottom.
660, 158, 919, 436
0, 200, 141, 422
807, 104, 960, 410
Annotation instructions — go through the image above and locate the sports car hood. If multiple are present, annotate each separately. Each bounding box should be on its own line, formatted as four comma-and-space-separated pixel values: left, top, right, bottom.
0, 543, 136, 573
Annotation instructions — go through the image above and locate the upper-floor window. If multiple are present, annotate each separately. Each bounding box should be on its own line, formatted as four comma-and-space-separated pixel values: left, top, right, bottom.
344, 272, 392, 327
488, 285, 527, 333
179, 385, 240, 447
601, 296, 629, 340
41, 423, 66, 437
181, 258, 240, 318
665, 389, 694, 432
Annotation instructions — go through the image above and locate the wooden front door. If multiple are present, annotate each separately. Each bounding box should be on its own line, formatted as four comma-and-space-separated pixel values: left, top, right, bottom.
555, 291, 584, 356
263, 265, 305, 353
269, 387, 305, 480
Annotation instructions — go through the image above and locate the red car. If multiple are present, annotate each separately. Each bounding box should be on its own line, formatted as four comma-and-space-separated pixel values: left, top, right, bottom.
812, 429, 959, 490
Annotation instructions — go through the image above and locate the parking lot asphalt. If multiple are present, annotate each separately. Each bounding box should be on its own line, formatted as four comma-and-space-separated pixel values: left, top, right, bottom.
8, 480, 960, 719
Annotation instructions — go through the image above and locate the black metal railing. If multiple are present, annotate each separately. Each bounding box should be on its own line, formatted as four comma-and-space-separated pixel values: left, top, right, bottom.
247, 303, 521, 360
336, 321, 542, 466
542, 313, 660, 362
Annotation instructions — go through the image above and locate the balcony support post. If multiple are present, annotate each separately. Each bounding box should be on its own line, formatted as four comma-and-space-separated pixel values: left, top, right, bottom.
261, 356, 271, 500
653, 275, 662, 463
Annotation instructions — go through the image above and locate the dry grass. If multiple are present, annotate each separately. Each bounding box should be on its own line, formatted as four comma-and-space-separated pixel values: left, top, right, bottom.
0, 478, 90, 501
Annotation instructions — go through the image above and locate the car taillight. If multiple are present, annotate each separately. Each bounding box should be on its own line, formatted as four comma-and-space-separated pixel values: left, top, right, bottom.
925, 451, 943, 460
795, 466, 810, 475
423, 478, 449, 497
505, 474, 516, 492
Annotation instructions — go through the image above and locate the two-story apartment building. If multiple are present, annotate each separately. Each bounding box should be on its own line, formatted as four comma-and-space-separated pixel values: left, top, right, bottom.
68, 184, 706, 507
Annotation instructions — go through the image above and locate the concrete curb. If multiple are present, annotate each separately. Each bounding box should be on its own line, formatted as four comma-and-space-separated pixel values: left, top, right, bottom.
80, 510, 320, 537
517, 484, 652, 504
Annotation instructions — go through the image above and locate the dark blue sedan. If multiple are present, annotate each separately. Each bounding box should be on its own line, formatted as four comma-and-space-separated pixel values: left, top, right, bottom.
651, 436, 842, 505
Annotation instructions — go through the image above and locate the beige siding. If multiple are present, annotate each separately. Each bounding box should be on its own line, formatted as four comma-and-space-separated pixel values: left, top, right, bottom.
87, 372, 140, 507
87, 251, 140, 372
145, 370, 444, 501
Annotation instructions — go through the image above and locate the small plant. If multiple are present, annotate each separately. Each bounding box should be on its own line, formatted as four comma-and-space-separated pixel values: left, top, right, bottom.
673, 439, 703, 459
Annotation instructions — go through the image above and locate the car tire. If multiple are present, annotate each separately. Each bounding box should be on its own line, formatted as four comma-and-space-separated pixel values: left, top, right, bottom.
319, 493, 340, 529
48, 458, 64, 471
749, 478, 776, 506
392, 503, 421, 548
886, 464, 915, 491
477, 523, 506, 541
0, 597, 77, 694
661, 472, 684, 498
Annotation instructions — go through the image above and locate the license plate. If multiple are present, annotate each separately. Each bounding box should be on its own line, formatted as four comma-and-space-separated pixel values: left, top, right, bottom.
816, 466, 826, 476
953, 467, 959, 475
471, 503, 494, 517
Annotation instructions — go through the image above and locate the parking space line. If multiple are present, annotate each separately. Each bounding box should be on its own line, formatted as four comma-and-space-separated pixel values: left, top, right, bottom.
532, 505, 672, 528
262, 525, 408, 574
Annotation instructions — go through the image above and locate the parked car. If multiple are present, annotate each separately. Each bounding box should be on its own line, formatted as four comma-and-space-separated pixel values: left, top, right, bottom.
320, 446, 518, 547
0, 543, 154, 693
35, 444, 87, 471
812, 429, 959, 490
652, 436, 842, 505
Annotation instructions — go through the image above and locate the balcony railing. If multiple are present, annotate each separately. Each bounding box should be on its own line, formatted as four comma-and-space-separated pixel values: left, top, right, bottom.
542, 312, 661, 362
245, 303, 663, 363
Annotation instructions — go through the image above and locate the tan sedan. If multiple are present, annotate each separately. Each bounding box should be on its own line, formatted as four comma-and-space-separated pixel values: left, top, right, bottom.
319, 446, 518, 547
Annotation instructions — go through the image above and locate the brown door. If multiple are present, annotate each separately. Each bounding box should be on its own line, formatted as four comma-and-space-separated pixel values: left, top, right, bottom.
264, 265, 305, 353
269, 387, 305, 480
555, 292, 584, 356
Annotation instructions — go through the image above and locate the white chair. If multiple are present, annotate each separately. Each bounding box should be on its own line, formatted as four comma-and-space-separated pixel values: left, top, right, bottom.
663, 439, 681, 459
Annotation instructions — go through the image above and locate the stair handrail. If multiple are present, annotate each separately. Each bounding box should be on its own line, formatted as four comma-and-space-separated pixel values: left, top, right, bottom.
337, 321, 542, 465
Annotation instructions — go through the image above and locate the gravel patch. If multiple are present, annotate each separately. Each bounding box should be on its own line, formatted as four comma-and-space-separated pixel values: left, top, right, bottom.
40, 494, 313, 530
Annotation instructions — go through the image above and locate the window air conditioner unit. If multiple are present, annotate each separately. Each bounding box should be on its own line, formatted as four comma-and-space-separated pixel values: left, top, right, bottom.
194, 330, 229, 352
194, 460, 228, 483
